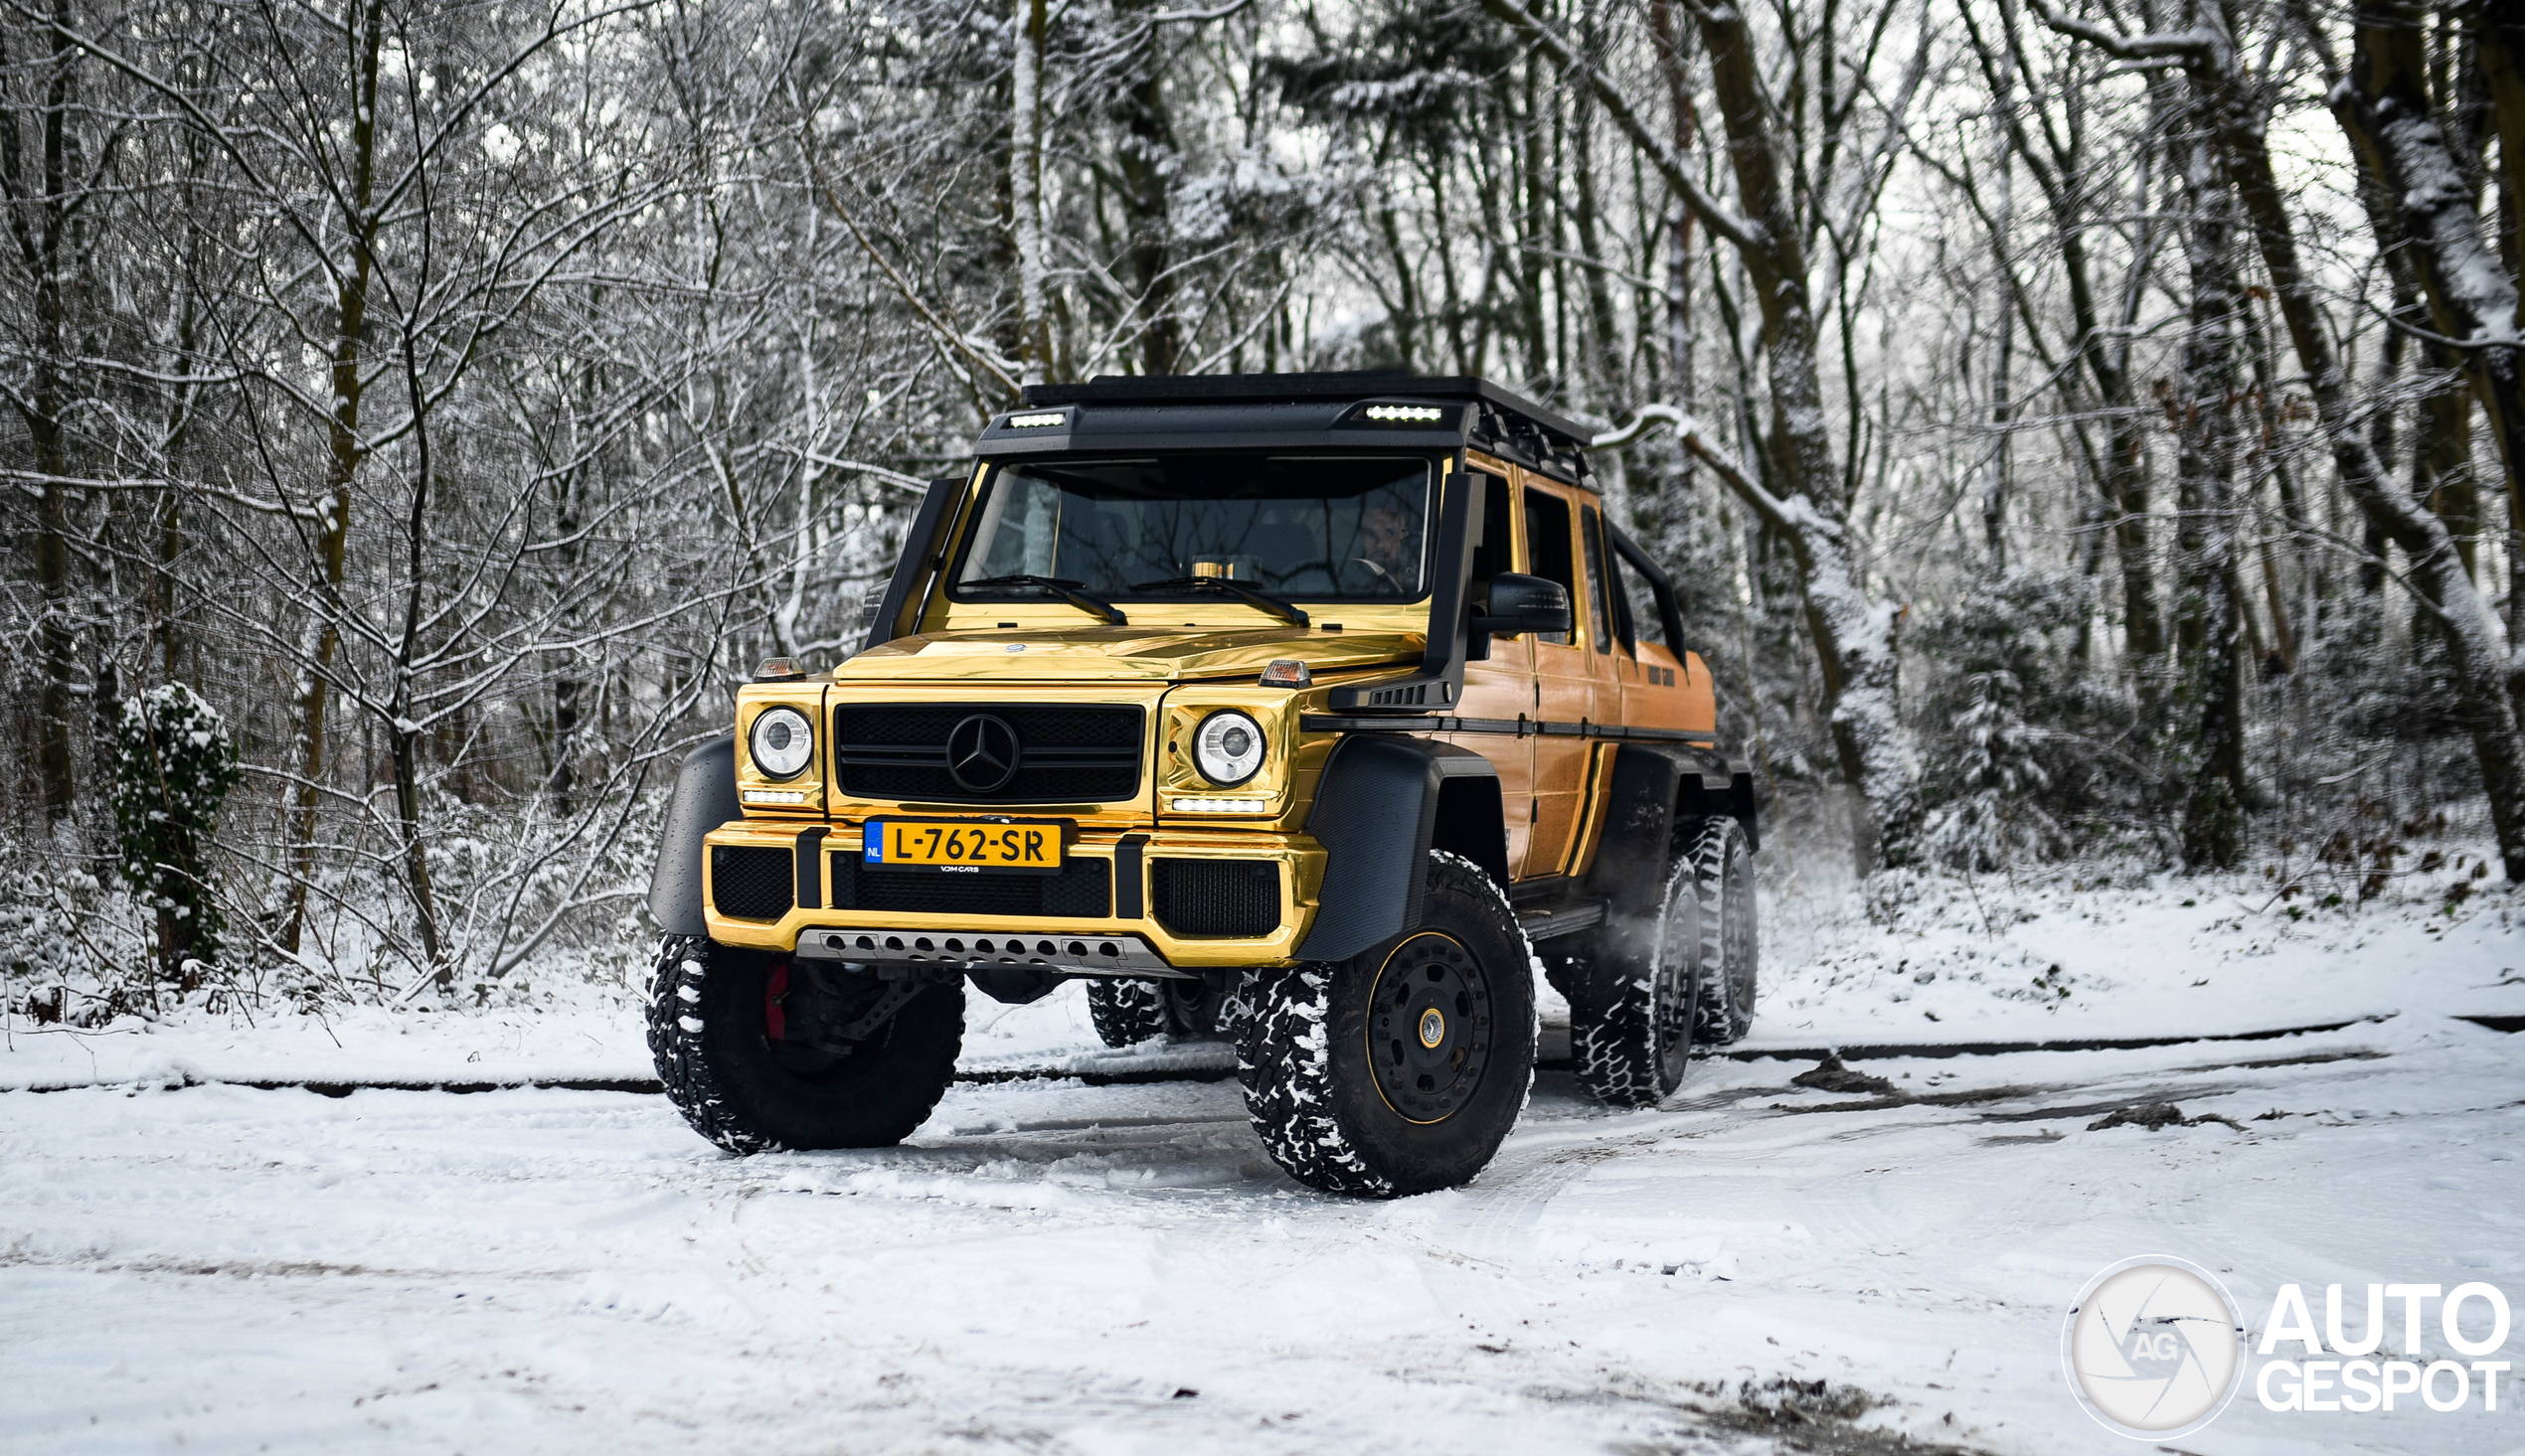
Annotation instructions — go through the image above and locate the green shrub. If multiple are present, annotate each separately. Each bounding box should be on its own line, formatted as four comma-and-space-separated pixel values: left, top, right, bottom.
110, 683, 241, 985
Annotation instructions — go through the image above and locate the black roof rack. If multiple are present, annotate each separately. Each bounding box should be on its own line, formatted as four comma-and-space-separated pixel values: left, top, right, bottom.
1019, 372, 1596, 476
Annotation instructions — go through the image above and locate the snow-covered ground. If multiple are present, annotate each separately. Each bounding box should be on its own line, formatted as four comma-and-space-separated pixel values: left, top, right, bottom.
3, 860, 2519, 1454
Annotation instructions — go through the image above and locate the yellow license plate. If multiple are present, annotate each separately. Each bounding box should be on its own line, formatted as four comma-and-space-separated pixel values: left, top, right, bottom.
863, 819, 1066, 873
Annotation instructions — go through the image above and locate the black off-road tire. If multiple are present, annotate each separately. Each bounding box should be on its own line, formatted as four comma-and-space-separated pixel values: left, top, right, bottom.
1239, 852, 1537, 1197
1570, 850, 1701, 1108
1686, 817, 1759, 1045
646, 935, 963, 1154
1086, 979, 1172, 1048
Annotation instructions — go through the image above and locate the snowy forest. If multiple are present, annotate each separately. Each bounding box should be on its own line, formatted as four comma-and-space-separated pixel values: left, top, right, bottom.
4, 0, 2521, 1012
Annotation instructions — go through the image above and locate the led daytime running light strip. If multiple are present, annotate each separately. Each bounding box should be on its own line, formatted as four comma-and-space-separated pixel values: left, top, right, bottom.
1171, 796, 1270, 814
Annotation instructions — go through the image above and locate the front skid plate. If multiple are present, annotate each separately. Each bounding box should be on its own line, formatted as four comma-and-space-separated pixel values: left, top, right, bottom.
791, 926, 1193, 980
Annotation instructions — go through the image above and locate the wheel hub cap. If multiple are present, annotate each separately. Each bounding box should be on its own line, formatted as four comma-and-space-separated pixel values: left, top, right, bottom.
1369, 932, 1492, 1124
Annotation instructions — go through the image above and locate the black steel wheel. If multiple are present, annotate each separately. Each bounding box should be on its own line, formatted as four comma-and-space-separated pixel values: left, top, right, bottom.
1687, 817, 1759, 1045
1366, 931, 1497, 1124
1570, 849, 1701, 1107
1241, 851, 1536, 1197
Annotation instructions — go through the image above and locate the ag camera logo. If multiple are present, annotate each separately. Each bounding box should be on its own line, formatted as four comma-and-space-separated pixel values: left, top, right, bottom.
2062, 1255, 2247, 1439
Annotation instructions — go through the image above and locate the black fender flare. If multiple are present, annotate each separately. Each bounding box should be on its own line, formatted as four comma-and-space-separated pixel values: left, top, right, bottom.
1577, 743, 1755, 1001
647, 735, 740, 936
1297, 734, 1505, 962
1578, 744, 1690, 1006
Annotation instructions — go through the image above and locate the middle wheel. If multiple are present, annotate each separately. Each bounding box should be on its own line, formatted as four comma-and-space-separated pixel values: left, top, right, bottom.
1570, 840, 1702, 1108
1085, 978, 1171, 1047
1241, 850, 1537, 1197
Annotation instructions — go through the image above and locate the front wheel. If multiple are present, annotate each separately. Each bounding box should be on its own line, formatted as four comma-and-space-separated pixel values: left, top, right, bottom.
1240, 852, 1537, 1197
646, 935, 963, 1154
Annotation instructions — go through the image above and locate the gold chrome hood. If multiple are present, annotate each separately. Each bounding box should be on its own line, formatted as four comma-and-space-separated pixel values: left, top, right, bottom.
833, 626, 1421, 684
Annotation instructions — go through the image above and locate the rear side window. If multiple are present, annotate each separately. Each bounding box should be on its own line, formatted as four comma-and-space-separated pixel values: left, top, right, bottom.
1522, 488, 1576, 646
1582, 505, 1616, 653
1614, 551, 1667, 649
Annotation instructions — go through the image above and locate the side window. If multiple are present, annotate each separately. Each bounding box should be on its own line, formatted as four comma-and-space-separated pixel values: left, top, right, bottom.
1615, 550, 1669, 650
1522, 487, 1576, 646
1582, 505, 1615, 654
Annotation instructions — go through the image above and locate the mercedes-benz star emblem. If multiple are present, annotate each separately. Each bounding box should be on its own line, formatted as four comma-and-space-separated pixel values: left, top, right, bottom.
945, 713, 1022, 794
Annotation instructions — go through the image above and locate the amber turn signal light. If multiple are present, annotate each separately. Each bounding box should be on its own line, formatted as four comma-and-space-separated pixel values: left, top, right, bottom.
1258, 659, 1311, 688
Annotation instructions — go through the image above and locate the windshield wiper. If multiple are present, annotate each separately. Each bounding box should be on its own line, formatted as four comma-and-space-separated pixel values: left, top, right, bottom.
1129, 575, 1310, 627
960, 573, 1128, 625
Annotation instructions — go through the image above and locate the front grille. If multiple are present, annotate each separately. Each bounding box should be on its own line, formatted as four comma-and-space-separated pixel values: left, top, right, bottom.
834, 704, 1143, 804
1151, 859, 1280, 938
830, 854, 1111, 918
711, 846, 794, 919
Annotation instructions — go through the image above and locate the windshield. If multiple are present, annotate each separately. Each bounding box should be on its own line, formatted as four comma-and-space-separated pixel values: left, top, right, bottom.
952, 456, 1432, 603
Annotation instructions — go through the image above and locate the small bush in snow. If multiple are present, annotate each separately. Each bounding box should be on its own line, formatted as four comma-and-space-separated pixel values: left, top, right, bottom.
109, 683, 241, 986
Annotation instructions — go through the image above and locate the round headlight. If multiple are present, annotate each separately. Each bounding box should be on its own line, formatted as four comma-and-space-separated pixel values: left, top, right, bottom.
750, 707, 814, 780
1192, 710, 1266, 786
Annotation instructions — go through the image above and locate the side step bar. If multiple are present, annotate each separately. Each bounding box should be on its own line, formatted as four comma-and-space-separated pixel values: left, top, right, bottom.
1515, 900, 1606, 942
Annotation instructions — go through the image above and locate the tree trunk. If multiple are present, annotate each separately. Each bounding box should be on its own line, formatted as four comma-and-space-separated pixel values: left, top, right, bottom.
2339, 0, 2525, 536
2172, 86, 2246, 870
1518, 34, 1550, 384
282, 0, 386, 954
1114, 2, 1180, 376
1010, 0, 1053, 385
1, 0, 84, 829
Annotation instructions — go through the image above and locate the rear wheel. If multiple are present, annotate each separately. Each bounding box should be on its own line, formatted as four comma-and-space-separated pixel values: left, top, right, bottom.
646, 935, 962, 1153
1085, 975, 1236, 1048
1240, 852, 1536, 1197
1686, 817, 1759, 1046
1569, 846, 1701, 1108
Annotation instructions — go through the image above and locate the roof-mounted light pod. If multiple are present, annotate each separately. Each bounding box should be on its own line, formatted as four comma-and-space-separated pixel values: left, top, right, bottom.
1004, 410, 1067, 428
1360, 404, 1445, 423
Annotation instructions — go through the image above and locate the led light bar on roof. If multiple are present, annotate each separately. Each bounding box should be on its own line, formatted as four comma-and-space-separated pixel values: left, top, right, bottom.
1362, 404, 1444, 422
1005, 410, 1067, 428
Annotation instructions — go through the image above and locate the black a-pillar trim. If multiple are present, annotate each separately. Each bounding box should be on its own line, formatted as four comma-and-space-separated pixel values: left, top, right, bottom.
1328, 460, 1490, 713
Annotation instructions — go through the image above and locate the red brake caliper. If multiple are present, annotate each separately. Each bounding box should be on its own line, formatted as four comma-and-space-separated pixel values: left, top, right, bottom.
764, 962, 789, 1042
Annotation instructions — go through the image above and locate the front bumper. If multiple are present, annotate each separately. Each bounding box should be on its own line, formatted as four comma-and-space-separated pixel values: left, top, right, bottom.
701, 821, 1323, 972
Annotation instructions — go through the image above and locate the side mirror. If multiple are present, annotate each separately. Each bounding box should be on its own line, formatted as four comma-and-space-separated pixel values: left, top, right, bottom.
1472, 572, 1574, 639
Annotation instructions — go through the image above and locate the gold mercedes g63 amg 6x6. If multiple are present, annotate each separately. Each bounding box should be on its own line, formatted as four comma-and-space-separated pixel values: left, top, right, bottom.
646, 373, 1758, 1196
